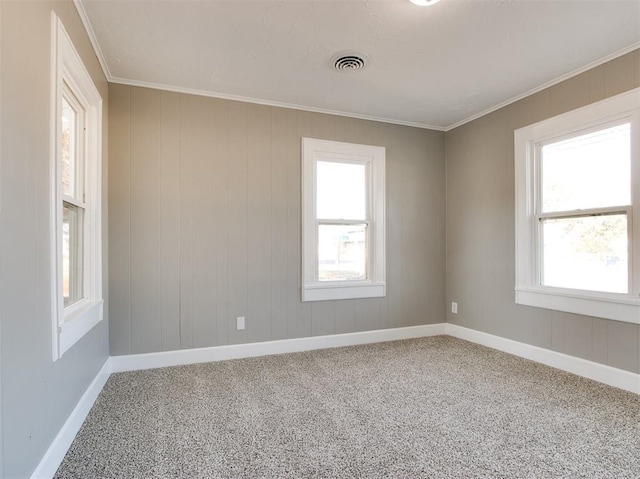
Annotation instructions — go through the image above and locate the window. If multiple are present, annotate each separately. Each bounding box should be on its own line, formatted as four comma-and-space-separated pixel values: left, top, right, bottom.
515, 88, 640, 324
302, 138, 386, 301
51, 14, 103, 359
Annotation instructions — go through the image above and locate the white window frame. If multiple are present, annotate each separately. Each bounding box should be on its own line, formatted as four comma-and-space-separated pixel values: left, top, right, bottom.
50, 13, 103, 359
514, 88, 640, 324
302, 138, 386, 302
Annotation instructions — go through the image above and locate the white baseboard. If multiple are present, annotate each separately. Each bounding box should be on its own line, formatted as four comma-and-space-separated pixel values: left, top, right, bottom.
446, 323, 640, 395
110, 323, 447, 373
30, 359, 112, 479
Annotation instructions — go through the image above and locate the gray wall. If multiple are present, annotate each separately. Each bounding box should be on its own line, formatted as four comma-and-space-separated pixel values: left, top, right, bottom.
446, 50, 640, 374
0, 1, 110, 477
108, 85, 446, 355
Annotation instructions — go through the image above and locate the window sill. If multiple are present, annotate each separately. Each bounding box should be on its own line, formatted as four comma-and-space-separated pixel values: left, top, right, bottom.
58, 299, 104, 357
302, 282, 386, 302
515, 286, 640, 324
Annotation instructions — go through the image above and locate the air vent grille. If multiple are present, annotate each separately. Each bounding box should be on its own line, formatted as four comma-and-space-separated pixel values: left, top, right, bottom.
333, 54, 367, 73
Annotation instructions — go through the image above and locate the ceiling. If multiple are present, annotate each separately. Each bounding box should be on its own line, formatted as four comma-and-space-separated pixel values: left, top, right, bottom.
77, 0, 640, 130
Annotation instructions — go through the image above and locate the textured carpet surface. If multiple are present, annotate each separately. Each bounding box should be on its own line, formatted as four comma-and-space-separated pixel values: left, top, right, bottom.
55, 336, 640, 478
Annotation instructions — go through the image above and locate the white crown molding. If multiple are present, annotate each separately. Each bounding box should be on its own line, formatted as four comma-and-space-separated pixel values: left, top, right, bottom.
110, 323, 447, 373
444, 42, 640, 131
72, 0, 112, 82
30, 359, 112, 479
107, 76, 446, 131
446, 323, 640, 395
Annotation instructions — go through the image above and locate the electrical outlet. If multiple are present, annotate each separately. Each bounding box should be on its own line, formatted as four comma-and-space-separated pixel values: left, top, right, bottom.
451, 302, 458, 314
236, 316, 245, 330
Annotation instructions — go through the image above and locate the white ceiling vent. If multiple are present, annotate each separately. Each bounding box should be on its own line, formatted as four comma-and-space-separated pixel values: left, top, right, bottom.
332, 51, 369, 73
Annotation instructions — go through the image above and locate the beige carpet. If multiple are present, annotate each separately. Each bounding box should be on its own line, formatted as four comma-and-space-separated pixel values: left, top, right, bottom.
55, 336, 640, 478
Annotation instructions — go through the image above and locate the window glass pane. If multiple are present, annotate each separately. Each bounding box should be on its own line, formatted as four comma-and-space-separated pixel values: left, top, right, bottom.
61, 97, 77, 197
63, 202, 84, 307
318, 224, 366, 281
542, 214, 627, 294
317, 161, 366, 220
541, 123, 630, 212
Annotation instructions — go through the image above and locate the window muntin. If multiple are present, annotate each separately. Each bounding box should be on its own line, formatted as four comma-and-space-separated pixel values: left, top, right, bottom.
302, 138, 385, 302
514, 87, 640, 324
51, 13, 103, 359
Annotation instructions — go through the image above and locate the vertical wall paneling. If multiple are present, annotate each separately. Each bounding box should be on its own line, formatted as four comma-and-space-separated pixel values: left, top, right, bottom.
159, 91, 181, 351
603, 53, 637, 97
247, 105, 273, 343
178, 95, 195, 349
285, 110, 306, 339
189, 97, 218, 348
213, 100, 230, 346
226, 101, 249, 345
334, 300, 356, 335
130, 87, 162, 353
108, 84, 132, 354
607, 321, 640, 373
270, 108, 289, 340
591, 318, 609, 366
108, 85, 446, 356
311, 303, 323, 337
403, 128, 431, 326
550, 312, 593, 361
385, 125, 404, 329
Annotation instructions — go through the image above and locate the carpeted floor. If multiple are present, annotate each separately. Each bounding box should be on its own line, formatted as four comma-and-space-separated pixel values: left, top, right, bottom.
55, 336, 640, 478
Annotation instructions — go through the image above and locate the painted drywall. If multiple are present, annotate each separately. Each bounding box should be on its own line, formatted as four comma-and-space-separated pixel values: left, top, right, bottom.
108, 85, 446, 355
446, 50, 640, 374
0, 1, 109, 477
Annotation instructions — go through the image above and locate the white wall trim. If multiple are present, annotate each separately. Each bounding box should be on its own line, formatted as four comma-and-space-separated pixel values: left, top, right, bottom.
30, 359, 112, 479
110, 324, 446, 373
446, 323, 640, 395
446, 42, 640, 131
